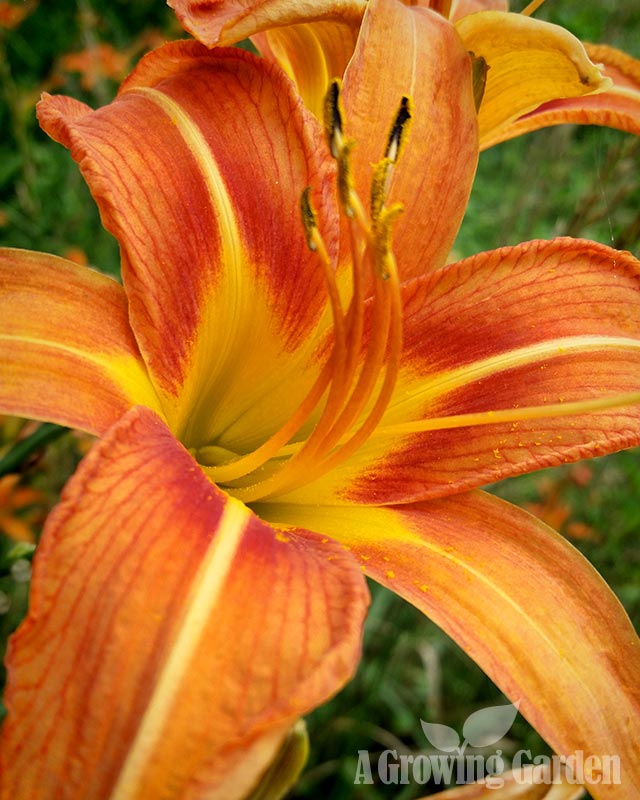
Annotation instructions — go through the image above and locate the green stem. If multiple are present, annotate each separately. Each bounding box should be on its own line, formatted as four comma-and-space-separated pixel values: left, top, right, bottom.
0, 424, 68, 477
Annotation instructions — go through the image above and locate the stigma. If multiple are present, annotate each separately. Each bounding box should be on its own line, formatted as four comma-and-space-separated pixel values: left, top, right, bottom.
197, 82, 411, 503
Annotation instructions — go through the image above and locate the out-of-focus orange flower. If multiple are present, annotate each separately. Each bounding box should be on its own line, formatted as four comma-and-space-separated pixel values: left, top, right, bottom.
0, 0, 37, 30
568, 462, 594, 488
62, 247, 89, 266
525, 468, 599, 543
51, 29, 171, 93
56, 43, 131, 91
0, 474, 45, 544
565, 520, 599, 542
525, 495, 571, 533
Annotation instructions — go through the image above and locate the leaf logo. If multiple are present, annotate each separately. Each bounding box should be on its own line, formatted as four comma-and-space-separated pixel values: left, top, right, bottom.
421, 702, 520, 754
419, 721, 460, 753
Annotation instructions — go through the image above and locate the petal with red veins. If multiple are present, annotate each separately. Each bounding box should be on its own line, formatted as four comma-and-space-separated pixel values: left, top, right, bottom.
343, 0, 479, 278
262, 491, 640, 800
37, 42, 338, 449
483, 43, 640, 148
271, 239, 640, 506
0, 406, 368, 800
0, 249, 160, 434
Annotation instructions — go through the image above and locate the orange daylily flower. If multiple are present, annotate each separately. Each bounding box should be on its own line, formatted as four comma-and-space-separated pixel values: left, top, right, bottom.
49, 30, 172, 93
56, 42, 132, 91
0, 473, 45, 543
1, 3, 640, 798
169, 0, 640, 148
0, 0, 37, 30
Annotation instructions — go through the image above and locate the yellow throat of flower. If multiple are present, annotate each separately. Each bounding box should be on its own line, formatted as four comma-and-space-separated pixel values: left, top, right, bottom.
196, 82, 412, 504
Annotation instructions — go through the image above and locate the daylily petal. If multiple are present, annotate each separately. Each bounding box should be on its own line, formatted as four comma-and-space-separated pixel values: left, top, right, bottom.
450, 0, 508, 22
0, 406, 368, 800
271, 238, 640, 505
37, 42, 338, 449
0, 249, 160, 435
454, 12, 611, 148
169, 0, 364, 121
262, 492, 640, 800
343, 0, 479, 278
168, 0, 365, 48
421, 0, 453, 18
248, 0, 480, 279
251, 21, 360, 122
484, 43, 640, 148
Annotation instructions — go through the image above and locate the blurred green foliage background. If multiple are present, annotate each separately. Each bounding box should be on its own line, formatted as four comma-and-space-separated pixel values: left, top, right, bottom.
0, 1, 639, 798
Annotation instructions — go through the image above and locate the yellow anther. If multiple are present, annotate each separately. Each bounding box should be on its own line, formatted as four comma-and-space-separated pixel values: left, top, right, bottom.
336, 138, 357, 217
372, 203, 403, 280
300, 186, 332, 266
300, 186, 318, 250
371, 97, 412, 227
370, 157, 393, 223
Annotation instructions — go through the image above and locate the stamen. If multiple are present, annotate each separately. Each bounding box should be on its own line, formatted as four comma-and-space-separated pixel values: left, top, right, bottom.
300, 187, 320, 251
279, 169, 406, 488
469, 53, 489, 112
207, 85, 408, 503
337, 139, 358, 217
229, 223, 378, 500
385, 96, 412, 164
371, 157, 393, 227
302, 250, 403, 482
372, 202, 404, 280
201, 189, 347, 484
324, 78, 344, 159
372, 97, 412, 216
234, 177, 405, 500
305, 253, 392, 462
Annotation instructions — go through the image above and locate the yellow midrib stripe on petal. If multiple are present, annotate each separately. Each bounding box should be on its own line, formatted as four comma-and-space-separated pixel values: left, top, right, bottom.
133, 87, 244, 273
404, 517, 563, 661
268, 501, 598, 712
0, 333, 163, 414
395, 334, 640, 414
372, 391, 640, 437
109, 497, 252, 800
400, 512, 602, 709
273, 335, 640, 456
130, 87, 249, 439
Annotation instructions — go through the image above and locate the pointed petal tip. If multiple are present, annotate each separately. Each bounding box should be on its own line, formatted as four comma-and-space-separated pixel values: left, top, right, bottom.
456, 11, 614, 143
